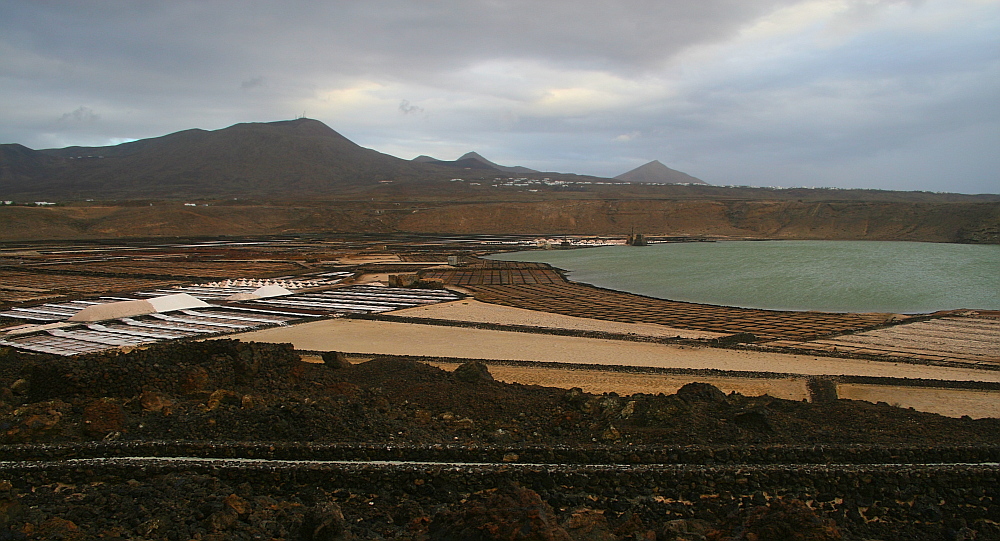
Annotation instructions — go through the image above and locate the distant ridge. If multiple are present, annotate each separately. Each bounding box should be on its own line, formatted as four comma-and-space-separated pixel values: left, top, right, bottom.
615, 160, 707, 185
411, 151, 538, 174
0, 118, 456, 199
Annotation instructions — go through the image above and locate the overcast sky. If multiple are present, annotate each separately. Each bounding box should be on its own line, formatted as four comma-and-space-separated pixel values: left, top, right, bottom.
2, 1, 998, 193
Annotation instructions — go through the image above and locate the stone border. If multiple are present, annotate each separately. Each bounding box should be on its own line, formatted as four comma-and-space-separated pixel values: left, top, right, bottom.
4, 440, 1000, 466
2, 454, 998, 539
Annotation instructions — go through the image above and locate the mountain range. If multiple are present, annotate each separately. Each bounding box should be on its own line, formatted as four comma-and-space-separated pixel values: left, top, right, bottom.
0, 118, 702, 200
1, 119, 442, 199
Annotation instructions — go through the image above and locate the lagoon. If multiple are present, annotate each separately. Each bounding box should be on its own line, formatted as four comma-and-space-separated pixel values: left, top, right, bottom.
488, 240, 1000, 313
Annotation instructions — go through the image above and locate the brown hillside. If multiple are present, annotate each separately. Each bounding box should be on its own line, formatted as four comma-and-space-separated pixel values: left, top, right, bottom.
1, 119, 453, 199
1, 199, 997, 243
396, 199, 1000, 242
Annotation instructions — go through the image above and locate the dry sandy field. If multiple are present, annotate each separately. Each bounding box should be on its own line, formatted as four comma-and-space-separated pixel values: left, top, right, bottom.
227, 300, 1000, 418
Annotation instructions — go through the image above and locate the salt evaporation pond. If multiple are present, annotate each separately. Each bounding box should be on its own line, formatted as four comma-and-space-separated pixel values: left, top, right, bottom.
488, 240, 1000, 313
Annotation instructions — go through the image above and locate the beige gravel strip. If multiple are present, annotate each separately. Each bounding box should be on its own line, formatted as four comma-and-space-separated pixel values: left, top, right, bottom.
426, 361, 811, 401
837, 384, 1000, 419
224, 318, 1000, 382
390, 299, 726, 339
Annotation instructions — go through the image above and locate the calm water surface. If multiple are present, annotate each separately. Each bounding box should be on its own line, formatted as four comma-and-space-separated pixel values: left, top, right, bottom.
489, 240, 1000, 313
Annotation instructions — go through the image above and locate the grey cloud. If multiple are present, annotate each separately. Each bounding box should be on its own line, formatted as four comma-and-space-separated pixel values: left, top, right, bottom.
58, 106, 99, 123
398, 100, 423, 115
241, 76, 266, 90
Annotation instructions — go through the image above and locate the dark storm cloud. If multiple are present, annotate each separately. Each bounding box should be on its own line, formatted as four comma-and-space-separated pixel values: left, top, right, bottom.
0, 0, 997, 193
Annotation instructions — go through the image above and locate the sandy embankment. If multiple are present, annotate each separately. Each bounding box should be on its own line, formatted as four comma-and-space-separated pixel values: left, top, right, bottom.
224, 299, 1000, 418
837, 384, 1000, 419
226, 317, 1000, 383
390, 299, 728, 340
426, 361, 811, 401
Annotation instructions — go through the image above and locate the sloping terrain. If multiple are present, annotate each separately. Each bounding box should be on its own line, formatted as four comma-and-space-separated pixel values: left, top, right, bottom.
2, 198, 998, 243
0, 119, 452, 199
395, 199, 1000, 243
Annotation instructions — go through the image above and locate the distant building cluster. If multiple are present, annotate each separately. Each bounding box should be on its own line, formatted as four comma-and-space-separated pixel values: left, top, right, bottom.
1, 201, 56, 206
448, 177, 648, 190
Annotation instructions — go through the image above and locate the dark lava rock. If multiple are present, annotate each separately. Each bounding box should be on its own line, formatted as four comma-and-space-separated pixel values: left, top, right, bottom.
82, 397, 125, 438
660, 519, 712, 541
716, 332, 758, 345
139, 391, 168, 412
732, 408, 773, 433
32, 517, 84, 540
428, 485, 570, 540
322, 351, 353, 369
4, 340, 1000, 539
180, 366, 211, 395
708, 499, 841, 541
562, 387, 588, 409
561, 508, 616, 540
453, 361, 494, 384
676, 383, 727, 403
302, 501, 351, 541
807, 377, 839, 404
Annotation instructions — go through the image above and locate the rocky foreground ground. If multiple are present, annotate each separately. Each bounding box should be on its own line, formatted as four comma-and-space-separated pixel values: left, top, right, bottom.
1, 341, 999, 540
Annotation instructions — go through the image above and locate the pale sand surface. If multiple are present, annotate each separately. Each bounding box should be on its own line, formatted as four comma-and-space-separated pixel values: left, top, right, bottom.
351, 274, 392, 285
391, 299, 726, 339
335, 254, 401, 264
838, 384, 1000, 419
224, 318, 1000, 382
427, 361, 809, 401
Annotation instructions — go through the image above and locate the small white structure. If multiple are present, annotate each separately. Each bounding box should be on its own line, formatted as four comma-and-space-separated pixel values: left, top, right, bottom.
68, 293, 210, 322
251, 285, 293, 298
223, 285, 293, 301
148, 293, 212, 312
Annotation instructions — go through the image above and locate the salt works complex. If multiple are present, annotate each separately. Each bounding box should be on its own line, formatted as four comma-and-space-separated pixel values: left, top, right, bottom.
0, 280, 460, 356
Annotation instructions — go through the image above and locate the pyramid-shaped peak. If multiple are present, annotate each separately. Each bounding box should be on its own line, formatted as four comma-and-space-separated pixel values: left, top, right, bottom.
451, 152, 539, 174
458, 151, 491, 163
615, 160, 707, 185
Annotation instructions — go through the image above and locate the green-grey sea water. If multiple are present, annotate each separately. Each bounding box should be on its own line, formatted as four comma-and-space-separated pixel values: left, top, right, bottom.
489, 240, 1000, 313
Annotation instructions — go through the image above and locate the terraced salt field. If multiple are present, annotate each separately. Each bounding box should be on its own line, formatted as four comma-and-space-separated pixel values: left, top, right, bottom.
0, 270, 182, 304
425, 262, 897, 342
772, 315, 1000, 365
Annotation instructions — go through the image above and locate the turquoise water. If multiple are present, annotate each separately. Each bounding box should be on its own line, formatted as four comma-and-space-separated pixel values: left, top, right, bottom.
489, 240, 1000, 313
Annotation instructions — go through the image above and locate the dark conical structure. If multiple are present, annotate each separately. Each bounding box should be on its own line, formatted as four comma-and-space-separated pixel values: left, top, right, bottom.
615, 160, 707, 185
